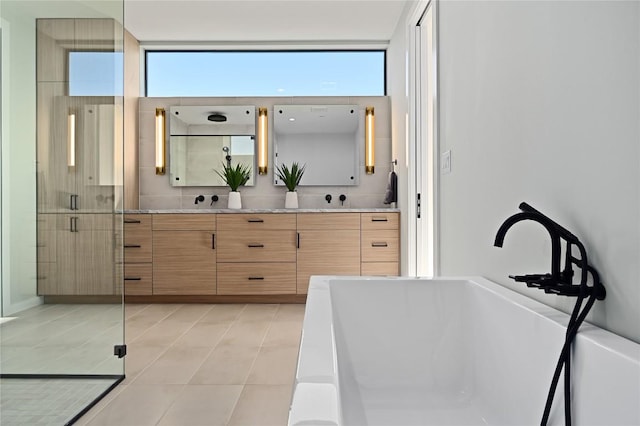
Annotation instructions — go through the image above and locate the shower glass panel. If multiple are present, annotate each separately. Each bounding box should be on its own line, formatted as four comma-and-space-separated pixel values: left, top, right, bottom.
1, 1, 125, 424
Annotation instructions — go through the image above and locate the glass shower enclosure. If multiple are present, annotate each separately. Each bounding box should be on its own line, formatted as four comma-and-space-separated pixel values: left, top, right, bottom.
1, 1, 125, 424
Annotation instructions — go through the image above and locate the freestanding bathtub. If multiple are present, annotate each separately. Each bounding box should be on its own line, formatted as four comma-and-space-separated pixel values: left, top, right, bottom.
289, 276, 640, 426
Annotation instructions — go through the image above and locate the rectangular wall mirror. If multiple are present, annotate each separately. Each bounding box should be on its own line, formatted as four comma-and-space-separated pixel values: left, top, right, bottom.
169, 105, 255, 187
273, 105, 360, 186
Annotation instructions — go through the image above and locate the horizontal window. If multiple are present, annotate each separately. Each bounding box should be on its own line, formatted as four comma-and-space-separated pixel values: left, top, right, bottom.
145, 50, 385, 97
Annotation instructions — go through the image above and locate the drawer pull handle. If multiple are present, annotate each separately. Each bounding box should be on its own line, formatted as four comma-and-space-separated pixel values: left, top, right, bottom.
212, 233, 216, 250
124, 219, 141, 224
372, 217, 388, 222
297, 232, 300, 249
248, 244, 264, 248
372, 242, 388, 247
124, 244, 141, 248
248, 277, 265, 281
70, 194, 79, 210
248, 219, 264, 223
70, 217, 79, 232
124, 277, 142, 281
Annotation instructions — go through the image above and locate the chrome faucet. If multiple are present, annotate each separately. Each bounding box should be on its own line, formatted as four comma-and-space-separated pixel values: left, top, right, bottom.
494, 202, 605, 426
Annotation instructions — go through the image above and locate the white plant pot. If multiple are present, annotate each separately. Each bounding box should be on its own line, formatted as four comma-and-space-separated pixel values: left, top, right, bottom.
285, 191, 299, 209
228, 191, 242, 209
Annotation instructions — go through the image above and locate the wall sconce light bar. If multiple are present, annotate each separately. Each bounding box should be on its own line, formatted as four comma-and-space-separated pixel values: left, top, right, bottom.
67, 112, 76, 168
258, 107, 268, 175
365, 106, 375, 174
155, 108, 166, 175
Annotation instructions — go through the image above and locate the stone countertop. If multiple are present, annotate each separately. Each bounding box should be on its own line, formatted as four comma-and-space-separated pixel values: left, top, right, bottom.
123, 208, 400, 214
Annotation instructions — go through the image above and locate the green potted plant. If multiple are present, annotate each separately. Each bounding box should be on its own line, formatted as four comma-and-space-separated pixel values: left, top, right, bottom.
276, 162, 306, 208
216, 163, 251, 209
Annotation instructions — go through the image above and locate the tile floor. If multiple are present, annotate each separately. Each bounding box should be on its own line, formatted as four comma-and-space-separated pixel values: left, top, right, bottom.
0, 378, 116, 426
1, 303, 123, 375
77, 303, 305, 426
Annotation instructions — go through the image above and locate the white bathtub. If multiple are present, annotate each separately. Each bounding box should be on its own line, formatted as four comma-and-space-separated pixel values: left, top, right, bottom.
289, 276, 640, 426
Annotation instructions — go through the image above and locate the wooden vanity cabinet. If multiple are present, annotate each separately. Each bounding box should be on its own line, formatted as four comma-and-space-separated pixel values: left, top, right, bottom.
123, 214, 152, 296
217, 214, 297, 295
296, 213, 361, 294
361, 212, 400, 276
152, 214, 217, 295
37, 214, 58, 295
124, 211, 399, 301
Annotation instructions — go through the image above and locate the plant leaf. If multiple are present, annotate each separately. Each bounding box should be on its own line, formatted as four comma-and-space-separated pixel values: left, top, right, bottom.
276, 162, 306, 191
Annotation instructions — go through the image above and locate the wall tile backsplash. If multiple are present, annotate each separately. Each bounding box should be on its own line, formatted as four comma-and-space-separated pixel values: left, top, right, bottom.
138, 96, 393, 210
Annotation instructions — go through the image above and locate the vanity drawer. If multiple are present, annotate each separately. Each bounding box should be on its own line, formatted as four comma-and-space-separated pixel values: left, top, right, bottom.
153, 214, 216, 231
361, 212, 399, 231
217, 213, 295, 231
361, 230, 399, 262
361, 262, 399, 276
123, 263, 152, 296
217, 262, 296, 295
124, 214, 151, 231
297, 213, 360, 230
124, 229, 152, 263
217, 230, 297, 262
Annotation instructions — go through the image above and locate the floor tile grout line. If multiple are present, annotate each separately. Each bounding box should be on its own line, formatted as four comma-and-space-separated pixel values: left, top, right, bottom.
225, 304, 279, 426
130, 303, 245, 386
179, 312, 239, 386
71, 379, 129, 425
154, 304, 248, 426
126, 306, 200, 386
240, 305, 280, 389
127, 304, 189, 346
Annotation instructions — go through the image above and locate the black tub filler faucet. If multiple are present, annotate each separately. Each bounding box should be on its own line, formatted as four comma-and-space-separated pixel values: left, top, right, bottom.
494, 202, 605, 426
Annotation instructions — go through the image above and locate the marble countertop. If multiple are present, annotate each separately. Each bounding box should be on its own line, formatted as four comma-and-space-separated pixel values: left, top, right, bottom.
124, 208, 400, 214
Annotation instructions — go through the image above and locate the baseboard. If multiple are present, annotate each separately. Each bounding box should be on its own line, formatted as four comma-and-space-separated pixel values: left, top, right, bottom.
124, 294, 307, 304
43, 295, 122, 304
2, 296, 43, 316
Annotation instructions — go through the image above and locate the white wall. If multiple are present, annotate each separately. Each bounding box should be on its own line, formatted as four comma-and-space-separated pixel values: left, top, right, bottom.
436, 1, 639, 343
386, 1, 413, 276
1, 6, 39, 315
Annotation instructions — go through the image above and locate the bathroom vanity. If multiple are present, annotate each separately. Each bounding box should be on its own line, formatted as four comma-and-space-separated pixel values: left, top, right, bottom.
122, 209, 399, 302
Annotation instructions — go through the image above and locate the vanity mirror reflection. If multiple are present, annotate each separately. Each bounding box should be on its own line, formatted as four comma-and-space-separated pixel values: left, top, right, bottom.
273, 105, 360, 186
169, 105, 256, 186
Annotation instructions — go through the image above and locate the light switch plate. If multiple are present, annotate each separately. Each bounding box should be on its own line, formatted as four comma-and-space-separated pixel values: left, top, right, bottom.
441, 150, 451, 174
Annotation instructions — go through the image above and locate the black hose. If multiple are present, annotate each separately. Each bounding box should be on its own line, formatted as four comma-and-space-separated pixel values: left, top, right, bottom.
540, 293, 597, 426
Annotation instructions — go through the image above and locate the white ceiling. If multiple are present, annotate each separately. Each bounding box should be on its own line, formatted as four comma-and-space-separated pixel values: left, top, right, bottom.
124, 0, 409, 44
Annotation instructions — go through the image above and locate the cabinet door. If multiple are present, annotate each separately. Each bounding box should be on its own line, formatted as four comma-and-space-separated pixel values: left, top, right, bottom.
153, 230, 216, 295
75, 214, 115, 295
54, 214, 78, 295
296, 229, 361, 294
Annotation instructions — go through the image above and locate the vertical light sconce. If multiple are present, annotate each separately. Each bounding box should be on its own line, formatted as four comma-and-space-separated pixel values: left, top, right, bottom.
155, 108, 166, 175
258, 107, 268, 175
67, 111, 76, 168
365, 106, 375, 174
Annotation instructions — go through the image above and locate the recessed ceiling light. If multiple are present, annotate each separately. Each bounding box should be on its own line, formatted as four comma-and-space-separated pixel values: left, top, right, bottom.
289, 118, 296, 122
